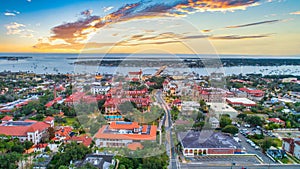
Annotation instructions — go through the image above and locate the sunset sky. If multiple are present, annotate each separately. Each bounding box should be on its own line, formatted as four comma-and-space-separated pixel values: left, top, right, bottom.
1, 0, 300, 55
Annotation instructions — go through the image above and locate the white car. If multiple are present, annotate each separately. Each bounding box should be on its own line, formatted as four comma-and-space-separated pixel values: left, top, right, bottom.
255, 146, 260, 150
244, 124, 251, 128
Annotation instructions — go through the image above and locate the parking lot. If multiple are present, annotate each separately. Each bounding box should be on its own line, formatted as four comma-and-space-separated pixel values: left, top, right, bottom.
238, 125, 276, 164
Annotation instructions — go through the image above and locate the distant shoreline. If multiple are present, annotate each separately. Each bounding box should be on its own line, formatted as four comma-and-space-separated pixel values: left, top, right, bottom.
71, 58, 300, 68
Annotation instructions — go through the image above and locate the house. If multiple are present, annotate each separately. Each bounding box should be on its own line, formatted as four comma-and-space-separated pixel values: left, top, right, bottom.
34, 143, 48, 152
52, 126, 73, 142
172, 99, 182, 110
238, 88, 264, 101
267, 118, 285, 127
128, 70, 143, 81
206, 102, 238, 118
74, 153, 114, 169
45, 96, 63, 108
94, 121, 157, 149
66, 135, 92, 147
1, 115, 13, 123
226, 97, 256, 108
178, 131, 242, 157
0, 117, 54, 144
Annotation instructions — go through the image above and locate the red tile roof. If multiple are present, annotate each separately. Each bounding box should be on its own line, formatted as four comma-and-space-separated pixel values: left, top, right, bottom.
0, 121, 50, 136
55, 126, 72, 138
109, 121, 139, 130
1, 115, 13, 121
44, 116, 54, 122
67, 135, 92, 147
128, 71, 142, 75
127, 142, 143, 150
268, 118, 285, 124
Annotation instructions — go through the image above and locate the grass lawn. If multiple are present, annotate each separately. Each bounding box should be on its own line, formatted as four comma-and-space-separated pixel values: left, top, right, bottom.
279, 157, 293, 164
64, 117, 77, 125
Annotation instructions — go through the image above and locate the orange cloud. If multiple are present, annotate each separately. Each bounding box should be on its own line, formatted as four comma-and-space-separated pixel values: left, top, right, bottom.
35, 0, 261, 50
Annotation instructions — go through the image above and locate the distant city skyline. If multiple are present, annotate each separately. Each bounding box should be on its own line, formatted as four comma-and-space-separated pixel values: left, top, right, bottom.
1, 0, 300, 55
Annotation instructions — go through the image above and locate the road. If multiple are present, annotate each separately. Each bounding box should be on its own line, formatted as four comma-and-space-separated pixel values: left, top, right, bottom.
156, 90, 178, 169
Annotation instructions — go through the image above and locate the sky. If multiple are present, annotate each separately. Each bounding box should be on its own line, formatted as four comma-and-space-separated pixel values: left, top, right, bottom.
0, 0, 300, 55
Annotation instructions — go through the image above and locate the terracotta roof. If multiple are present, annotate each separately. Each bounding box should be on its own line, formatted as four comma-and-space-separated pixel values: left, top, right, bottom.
0, 120, 50, 136
1, 115, 13, 121
239, 88, 264, 94
127, 142, 143, 150
109, 121, 139, 130
128, 71, 142, 75
55, 126, 72, 138
34, 143, 48, 149
295, 141, 300, 146
44, 116, 54, 122
268, 118, 285, 123
67, 135, 92, 147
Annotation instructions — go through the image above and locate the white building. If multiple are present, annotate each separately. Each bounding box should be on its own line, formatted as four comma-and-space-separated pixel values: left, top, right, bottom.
91, 86, 110, 95
207, 102, 238, 118
0, 117, 54, 145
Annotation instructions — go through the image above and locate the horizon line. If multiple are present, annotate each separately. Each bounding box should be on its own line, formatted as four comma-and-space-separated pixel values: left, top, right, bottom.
0, 52, 300, 57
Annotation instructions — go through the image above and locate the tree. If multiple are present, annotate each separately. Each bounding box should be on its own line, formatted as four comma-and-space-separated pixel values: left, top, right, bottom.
24, 141, 33, 150
222, 125, 238, 135
119, 101, 137, 114
219, 115, 232, 128
237, 113, 248, 121
48, 127, 55, 140
0, 152, 21, 169
261, 138, 272, 152
97, 99, 106, 112
35, 113, 45, 121
245, 115, 263, 126
50, 142, 91, 168
170, 106, 180, 121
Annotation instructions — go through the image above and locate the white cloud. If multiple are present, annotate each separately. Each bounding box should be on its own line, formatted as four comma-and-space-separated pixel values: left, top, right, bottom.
5, 22, 25, 35
4, 10, 20, 16
5, 22, 34, 38
103, 6, 114, 12
4, 12, 16, 16
290, 11, 300, 15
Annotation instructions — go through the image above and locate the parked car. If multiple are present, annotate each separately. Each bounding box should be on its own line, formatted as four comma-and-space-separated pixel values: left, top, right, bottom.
244, 124, 251, 128
255, 146, 260, 150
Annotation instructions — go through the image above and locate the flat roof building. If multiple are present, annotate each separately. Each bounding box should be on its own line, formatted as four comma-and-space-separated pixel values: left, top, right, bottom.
207, 102, 238, 118
178, 131, 242, 157
226, 97, 256, 108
